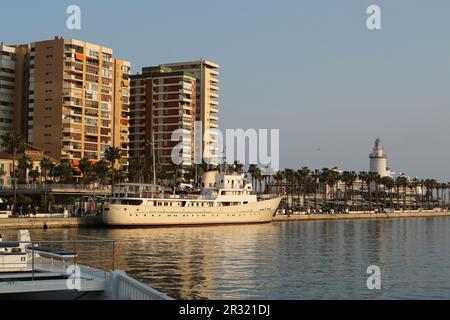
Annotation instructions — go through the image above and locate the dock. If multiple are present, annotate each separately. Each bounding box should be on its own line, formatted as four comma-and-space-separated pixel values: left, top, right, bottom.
273, 210, 450, 222
0, 216, 103, 230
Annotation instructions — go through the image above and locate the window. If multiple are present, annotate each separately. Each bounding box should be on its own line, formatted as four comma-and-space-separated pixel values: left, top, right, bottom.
102, 69, 112, 78
88, 50, 99, 59
86, 82, 99, 92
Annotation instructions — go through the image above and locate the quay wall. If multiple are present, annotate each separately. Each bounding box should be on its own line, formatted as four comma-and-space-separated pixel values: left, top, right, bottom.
273, 210, 450, 222
0, 216, 103, 230
3, 211, 450, 230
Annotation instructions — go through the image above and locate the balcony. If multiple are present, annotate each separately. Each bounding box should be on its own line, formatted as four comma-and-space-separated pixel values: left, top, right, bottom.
180, 96, 192, 103
63, 117, 82, 125
63, 101, 83, 109
64, 65, 84, 74
64, 74, 83, 82
179, 116, 193, 124
179, 88, 192, 95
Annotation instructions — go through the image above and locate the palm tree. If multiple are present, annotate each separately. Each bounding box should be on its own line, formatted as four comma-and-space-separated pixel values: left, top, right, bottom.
94, 160, 109, 186
327, 169, 340, 210
295, 170, 302, 209
381, 176, 394, 209
358, 171, 369, 212
373, 174, 382, 211
402, 177, 409, 210
18, 154, 33, 184
395, 176, 408, 210
29, 169, 40, 187
233, 161, 244, 174
274, 171, 285, 195
105, 147, 122, 195
78, 157, 93, 185
348, 171, 358, 210
1, 133, 25, 209
341, 171, 357, 210
365, 172, 378, 212
419, 179, 425, 209
284, 169, 295, 208
128, 157, 144, 182
320, 168, 331, 209
113, 168, 126, 185
298, 167, 310, 210
424, 179, 432, 208
39, 158, 52, 184
248, 164, 258, 192
341, 171, 351, 207
255, 167, 263, 194
411, 178, 420, 209
311, 169, 320, 210
55, 160, 73, 184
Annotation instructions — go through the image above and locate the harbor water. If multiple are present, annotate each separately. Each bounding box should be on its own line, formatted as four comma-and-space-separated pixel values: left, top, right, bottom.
42, 218, 450, 299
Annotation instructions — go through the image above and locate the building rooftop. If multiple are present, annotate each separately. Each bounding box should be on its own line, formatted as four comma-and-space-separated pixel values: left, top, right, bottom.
162, 60, 219, 69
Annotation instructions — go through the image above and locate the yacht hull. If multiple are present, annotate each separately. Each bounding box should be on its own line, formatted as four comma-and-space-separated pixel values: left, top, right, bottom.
103, 197, 282, 226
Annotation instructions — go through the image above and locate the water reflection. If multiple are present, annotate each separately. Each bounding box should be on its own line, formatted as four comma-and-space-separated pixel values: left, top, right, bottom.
22, 218, 450, 299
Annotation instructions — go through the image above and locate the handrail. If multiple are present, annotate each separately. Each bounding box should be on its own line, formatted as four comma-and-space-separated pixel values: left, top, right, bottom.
0, 235, 115, 281
110, 270, 173, 300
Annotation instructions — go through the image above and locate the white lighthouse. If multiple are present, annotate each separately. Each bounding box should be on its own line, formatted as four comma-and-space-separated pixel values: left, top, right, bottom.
369, 138, 388, 177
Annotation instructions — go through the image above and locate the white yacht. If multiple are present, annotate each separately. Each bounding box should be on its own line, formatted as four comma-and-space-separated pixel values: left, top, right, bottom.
0, 230, 172, 300
103, 171, 282, 227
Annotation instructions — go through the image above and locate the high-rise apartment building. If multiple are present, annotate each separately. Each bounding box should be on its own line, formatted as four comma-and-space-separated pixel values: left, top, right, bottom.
5, 37, 130, 172
0, 44, 17, 141
130, 66, 196, 172
161, 60, 219, 163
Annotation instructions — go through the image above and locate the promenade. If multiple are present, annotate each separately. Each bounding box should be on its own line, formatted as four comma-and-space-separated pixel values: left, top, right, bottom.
273, 210, 450, 222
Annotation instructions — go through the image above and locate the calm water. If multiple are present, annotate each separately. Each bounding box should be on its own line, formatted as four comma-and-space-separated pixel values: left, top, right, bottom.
37, 218, 450, 299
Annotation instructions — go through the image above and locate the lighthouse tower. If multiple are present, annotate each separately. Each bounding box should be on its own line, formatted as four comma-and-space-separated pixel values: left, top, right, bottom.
369, 138, 388, 177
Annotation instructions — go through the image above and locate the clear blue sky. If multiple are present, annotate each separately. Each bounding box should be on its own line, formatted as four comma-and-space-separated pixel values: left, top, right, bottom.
2, 0, 450, 180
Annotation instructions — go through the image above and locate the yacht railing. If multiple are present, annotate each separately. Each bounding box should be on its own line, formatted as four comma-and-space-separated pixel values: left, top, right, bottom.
0, 231, 173, 300
0, 231, 115, 281
110, 271, 173, 300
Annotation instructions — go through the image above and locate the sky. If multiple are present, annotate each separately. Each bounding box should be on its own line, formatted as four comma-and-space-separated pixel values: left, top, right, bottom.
1, 0, 450, 180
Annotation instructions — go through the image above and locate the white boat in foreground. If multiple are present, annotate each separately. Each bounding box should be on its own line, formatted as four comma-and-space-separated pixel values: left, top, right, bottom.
0, 230, 172, 300
102, 172, 282, 227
